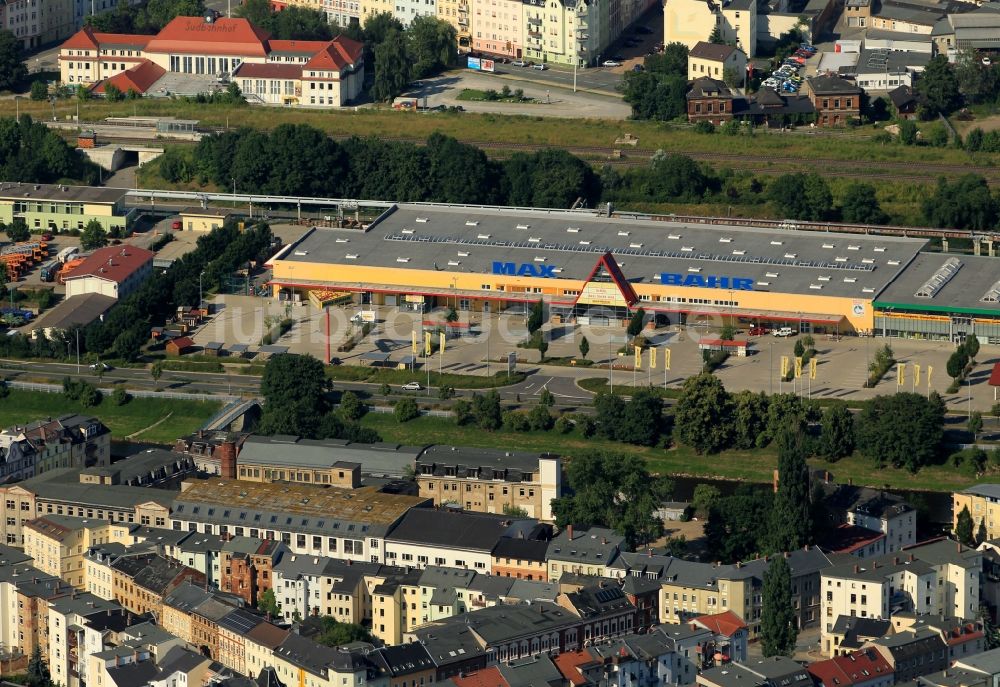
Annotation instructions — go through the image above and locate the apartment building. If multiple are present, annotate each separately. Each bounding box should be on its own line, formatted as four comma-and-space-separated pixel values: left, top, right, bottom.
160, 584, 218, 645
272, 555, 383, 623
821, 485, 917, 554
660, 548, 833, 636
271, 632, 372, 687
219, 537, 286, 607
471, 0, 519, 57
243, 621, 290, 680
491, 534, 550, 580
46, 594, 129, 687
807, 649, 894, 687
217, 607, 264, 675
5, 574, 75, 660
415, 446, 561, 521
168, 478, 431, 563
0, 467, 174, 547
547, 526, 624, 582
439, 0, 471, 52
825, 617, 892, 657
891, 613, 985, 662
110, 553, 205, 618
865, 628, 948, 682
907, 539, 982, 621
2, 415, 111, 477
385, 508, 537, 572
23, 516, 134, 589
955, 485, 1000, 542
699, 657, 813, 687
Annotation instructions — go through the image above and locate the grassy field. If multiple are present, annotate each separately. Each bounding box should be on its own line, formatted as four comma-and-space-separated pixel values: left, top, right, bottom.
359, 411, 991, 492
326, 365, 526, 389
8, 92, 1000, 169
0, 389, 221, 444
456, 89, 535, 104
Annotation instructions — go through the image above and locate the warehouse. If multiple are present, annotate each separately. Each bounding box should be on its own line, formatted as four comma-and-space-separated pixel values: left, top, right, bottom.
269, 204, 929, 335
874, 253, 1000, 344
0, 183, 131, 233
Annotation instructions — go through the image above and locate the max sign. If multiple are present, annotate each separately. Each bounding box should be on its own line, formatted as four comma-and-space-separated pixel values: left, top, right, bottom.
492, 261, 557, 278
660, 273, 755, 290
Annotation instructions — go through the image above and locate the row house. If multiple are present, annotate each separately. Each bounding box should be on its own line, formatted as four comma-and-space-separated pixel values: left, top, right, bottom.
0, 415, 111, 483
219, 537, 285, 608
272, 554, 384, 625
110, 553, 205, 619
808, 648, 895, 687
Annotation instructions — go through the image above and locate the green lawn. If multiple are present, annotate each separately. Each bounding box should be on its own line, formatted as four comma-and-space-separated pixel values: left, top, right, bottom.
326, 366, 526, 389
0, 389, 221, 445
456, 89, 535, 104
359, 412, 989, 492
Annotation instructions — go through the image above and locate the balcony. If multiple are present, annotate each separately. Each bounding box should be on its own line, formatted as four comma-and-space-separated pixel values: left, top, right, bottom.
527, 16, 541, 25
577, 33, 589, 40
458, 15, 469, 25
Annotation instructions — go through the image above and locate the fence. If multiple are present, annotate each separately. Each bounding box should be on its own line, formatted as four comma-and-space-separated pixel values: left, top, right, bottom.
10, 380, 239, 403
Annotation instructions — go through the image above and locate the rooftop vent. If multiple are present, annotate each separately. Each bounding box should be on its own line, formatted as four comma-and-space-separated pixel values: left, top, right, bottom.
396, 257, 410, 263
822, 243, 835, 249
719, 237, 732, 243
465, 221, 479, 227
667, 234, 681, 240
415, 217, 429, 223
476, 234, 490, 240
401, 228, 415, 235
566, 227, 580, 233
981, 280, 1000, 303
516, 224, 530, 230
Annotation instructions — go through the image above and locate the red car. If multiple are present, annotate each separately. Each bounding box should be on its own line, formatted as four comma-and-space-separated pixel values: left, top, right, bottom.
40, 232, 53, 241
748, 326, 770, 336
171, 220, 182, 230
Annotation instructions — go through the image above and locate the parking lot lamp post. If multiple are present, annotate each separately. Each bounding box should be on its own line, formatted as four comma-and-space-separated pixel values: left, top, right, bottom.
199, 270, 205, 309
769, 342, 773, 395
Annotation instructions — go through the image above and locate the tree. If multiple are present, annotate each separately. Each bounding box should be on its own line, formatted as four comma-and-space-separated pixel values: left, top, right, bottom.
339, 390, 365, 421
819, 402, 854, 460
6, 217, 29, 242
646, 42, 688, 76
503, 503, 530, 518
257, 588, 281, 618
955, 505, 975, 547
406, 15, 456, 79
302, 615, 373, 646
0, 30, 28, 91
26, 645, 52, 687
362, 11, 404, 45
977, 518, 988, 546
691, 484, 721, 517
917, 55, 962, 116
897, 118, 918, 145
452, 398, 471, 425
372, 28, 410, 102
767, 424, 812, 553
259, 354, 329, 437
674, 373, 733, 454
445, 307, 458, 323
550, 451, 667, 548
538, 388, 554, 407
768, 173, 832, 221
627, 308, 645, 338
30, 79, 48, 101
841, 182, 888, 225
621, 387, 665, 447
922, 175, 997, 231
969, 411, 983, 440
964, 334, 980, 363
579, 335, 590, 360
112, 385, 130, 406
704, 486, 772, 562
150, 360, 163, 386
112, 327, 144, 362
947, 349, 968, 380
622, 70, 687, 121
761, 556, 798, 657
471, 390, 502, 431
732, 390, 769, 449
793, 339, 805, 358
528, 403, 553, 431
537, 339, 548, 362
527, 299, 544, 334
104, 83, 124, 101
856, 392, 945, 472
394, 396, 419, 422
80, 219, 108, 250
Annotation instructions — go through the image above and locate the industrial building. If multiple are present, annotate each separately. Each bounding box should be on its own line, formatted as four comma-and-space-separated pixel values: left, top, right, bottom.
0, 183, 130, 233
268, 204, 945, 337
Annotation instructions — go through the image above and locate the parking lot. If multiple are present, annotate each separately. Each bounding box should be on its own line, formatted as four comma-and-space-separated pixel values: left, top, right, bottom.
761, 44, 817, 95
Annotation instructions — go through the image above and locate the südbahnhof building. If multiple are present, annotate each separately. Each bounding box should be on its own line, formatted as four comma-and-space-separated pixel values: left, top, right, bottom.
268, 204, 1000, 344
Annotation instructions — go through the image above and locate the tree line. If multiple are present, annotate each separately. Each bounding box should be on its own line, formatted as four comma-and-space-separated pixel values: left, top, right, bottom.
0, 116, 101, 185
673, 373, 946, 473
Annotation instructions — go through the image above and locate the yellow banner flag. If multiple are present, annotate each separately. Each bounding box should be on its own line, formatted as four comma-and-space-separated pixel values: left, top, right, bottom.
649, 347, 657, 369
914, 363, 921, 386
411, 330, 417, 355
439, 331, 446, 354
424, 331, 431, 356
781, 356, 789, 378
809, 357, 817, 380
794, 357, 802, 378
927, 365, 933, 388
664, 348, 671, 370
896, 362, 905, 386
634, 347, 641, 369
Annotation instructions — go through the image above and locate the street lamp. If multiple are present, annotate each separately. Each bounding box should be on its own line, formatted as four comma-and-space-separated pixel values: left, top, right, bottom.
14, 96, 20, 121
199, 270, 205, 308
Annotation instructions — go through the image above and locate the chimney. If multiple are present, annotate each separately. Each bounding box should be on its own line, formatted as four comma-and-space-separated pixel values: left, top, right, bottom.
215, 442, 237, 480
854, 564, 860, 573
567, 524, 574, 541
957, 541, 963, 553
602, 537, 608, 545
784, 551, 790, 558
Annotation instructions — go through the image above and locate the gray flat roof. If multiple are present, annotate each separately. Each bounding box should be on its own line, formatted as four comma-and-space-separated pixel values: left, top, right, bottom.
26, 293, 116, 333
278, 204, 926, 300
417, 445, 547, 473
0, 182, 128, 205
854, 48, 932, 74
874, 252, 1000, 314
361, 351, 391, 361
238, 435, 422, 476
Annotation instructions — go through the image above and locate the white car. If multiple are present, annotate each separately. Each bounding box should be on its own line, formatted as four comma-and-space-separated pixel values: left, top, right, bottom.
773, 327, 797, 337
602, 60, 622, 67
402, 382, 423, 391
532, 63, 548, 70
90, 362, 111, 371
511, 60, 528, 67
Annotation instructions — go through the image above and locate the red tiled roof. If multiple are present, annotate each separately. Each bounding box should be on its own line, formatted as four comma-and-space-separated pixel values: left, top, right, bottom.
63, 245, 154, 284
692, 610, 748, 638
61, 26, 152, 50
810, 649, 893, 687
267, 39, 328, 53
303, 35, 363, 71
93, 59, 166, 95
168, 336, 195, 350
820, 524, 887, 554
553, 650, 601, 686
145, 17, 271, 57
233, 62, 302, 79
450, 667, 508, 687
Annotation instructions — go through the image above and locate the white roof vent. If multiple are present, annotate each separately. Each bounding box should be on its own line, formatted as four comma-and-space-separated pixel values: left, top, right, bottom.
465, 221, 479, 226
516, 224, 530, 230
874, 246, 886, 253
809, 284, 823, 290
848, 245, 861, 251
688, 267, 702, 273
415, 217, 429, 223
668, 234, 682, 240
835, 257, 848, 263
770, 240, 783, 246
617, 231, 630, 237
401, 228, 415, 235
396, 257, 410, 263
681, 246, 693, 252
719, 237, 732, 243
629, 242, 643, 249
533, 256, 547, 262
335, 238, 349, 243
294, 250, 308, 256
888, 260, 900, 266
822, 243, 835, 249
765, 272, 779, 278
448, 260, 461, 266
862, 258, 875, 264
457, 251, 469, 257
784, 253, 797, 259
566, 227, 580, 233
476, 233, 490, 240
529, 237, 541, 243
862, 287, 876, 293
843, 277, 857, 283
818, 276, 830, 282
579, 240, 591, 246
732, 250, 745, 256
757, 281, 770, 286
345, 254, 358, 260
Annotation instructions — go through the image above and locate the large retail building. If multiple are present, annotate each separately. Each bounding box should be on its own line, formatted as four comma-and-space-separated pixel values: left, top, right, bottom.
268, 203, 1000, 342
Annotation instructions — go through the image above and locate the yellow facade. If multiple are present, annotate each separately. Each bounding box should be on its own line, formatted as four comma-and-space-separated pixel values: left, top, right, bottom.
271, 260, 875, 333
954, 491, 1000, 540
180, 211, 232, 233
23, 519, 134, 590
